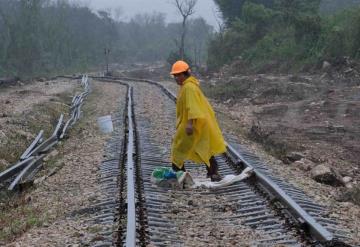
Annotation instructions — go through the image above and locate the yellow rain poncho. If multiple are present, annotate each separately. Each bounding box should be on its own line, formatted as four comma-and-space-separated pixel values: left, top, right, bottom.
171, 76, 226, 168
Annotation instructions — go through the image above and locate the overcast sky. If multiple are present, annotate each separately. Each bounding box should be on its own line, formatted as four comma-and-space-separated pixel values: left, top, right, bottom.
76, 0, 220, 27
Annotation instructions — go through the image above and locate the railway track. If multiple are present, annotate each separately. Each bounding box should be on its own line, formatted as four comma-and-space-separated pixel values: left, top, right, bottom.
0, 75, 352, 246
89, 76, 352, 247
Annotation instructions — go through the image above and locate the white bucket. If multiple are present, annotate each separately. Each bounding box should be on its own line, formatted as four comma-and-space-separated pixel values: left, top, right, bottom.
97, 115, 113, 133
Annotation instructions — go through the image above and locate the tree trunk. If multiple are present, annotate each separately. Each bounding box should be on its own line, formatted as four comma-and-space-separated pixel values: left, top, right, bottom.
180, 17, 187, 60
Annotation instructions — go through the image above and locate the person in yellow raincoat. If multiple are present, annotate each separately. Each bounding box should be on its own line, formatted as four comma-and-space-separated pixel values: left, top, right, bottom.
170, 60, 226, 182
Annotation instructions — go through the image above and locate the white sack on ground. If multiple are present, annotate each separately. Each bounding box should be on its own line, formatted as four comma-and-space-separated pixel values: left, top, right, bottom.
191, 167, 254, 189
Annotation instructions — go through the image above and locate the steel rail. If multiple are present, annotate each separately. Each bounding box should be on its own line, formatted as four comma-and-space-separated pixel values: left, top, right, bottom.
2, 114, 63, 189
104, 80, 148, 246
87, 77, 141, 245
52, 114, 64, 138
23, 133, 56, 158
1, 75, 90, 190
92, 76, 177, 101
226, 144, 333, 242
26, 114, 63, 157
125, 86, 136, 247
60, 118, 73, 139
155, 77, 340, 244
0, 157, 34, 182
157, 77, 335, 243
61, 94, 80, 138
55, 75, 82, 80
8, 154, 45, 190
95, 75, 342, 245
76, 102, 83, 121
20, 130, 44, 160
60, 75, 90, 139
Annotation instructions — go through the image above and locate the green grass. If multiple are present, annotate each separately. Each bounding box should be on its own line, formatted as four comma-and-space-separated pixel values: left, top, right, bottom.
0, 132, 30, 166
0, 195, 49, 242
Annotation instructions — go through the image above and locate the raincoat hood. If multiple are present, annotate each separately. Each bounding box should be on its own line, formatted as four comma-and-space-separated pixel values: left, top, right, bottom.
183, 76, 199, 86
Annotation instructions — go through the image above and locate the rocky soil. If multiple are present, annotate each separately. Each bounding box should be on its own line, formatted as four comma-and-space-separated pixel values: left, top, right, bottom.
156, 68, 360, 245
1, 63, 359, 246
0, 79, 126, 246
203, 72, 360, 190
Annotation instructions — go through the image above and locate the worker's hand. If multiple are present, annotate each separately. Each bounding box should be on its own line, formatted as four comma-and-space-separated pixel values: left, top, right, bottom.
185, 122, 193, 136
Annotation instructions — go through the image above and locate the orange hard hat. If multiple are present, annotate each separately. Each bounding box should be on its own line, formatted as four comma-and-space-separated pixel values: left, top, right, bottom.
170, 60, 190, 75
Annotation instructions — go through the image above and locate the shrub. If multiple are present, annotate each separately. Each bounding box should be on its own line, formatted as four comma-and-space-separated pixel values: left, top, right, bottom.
207, 1, 360, 72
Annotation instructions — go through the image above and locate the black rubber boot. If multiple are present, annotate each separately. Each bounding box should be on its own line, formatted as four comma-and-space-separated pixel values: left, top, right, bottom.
207, 157, 222, 182
172, 163, 186, 172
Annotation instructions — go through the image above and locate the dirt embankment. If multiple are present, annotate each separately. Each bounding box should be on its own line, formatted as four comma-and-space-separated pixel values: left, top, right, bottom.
201, 63, 360, 201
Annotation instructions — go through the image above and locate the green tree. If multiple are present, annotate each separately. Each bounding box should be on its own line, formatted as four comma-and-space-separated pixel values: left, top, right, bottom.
0, 0, 213, 77
242, 2, 275, 42
208, 0, 326, 71
214, 0, 274, 25
4, 0, 43, 76
274, 0, 321, 45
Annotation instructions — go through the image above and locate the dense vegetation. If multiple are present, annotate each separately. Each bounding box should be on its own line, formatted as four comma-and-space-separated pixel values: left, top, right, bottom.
2, 0, 360, 77
208, 0, 360, 71
0, 0, 212, 78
